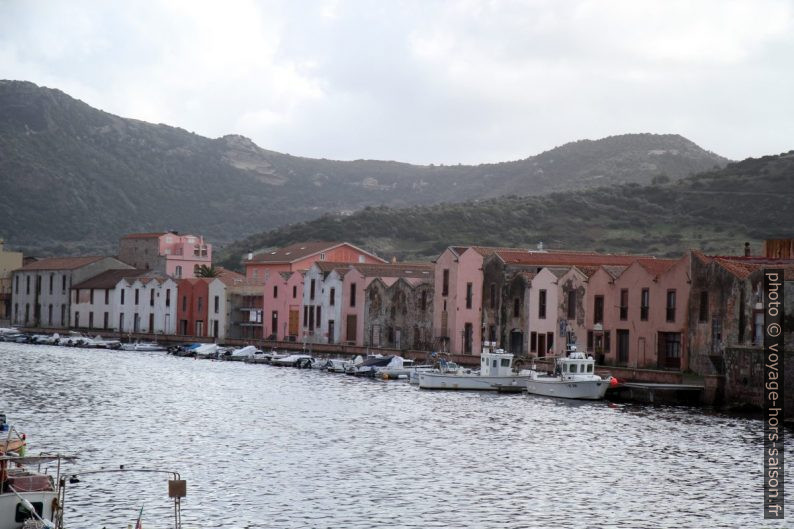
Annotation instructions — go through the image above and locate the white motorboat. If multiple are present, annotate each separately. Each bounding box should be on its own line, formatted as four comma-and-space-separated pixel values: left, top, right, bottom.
121, 341, 167, 352
194, 343, 219, 358
525, 347, 614, 400
418, 344, 530, 390
270, 354, 314, 367
91, 336, 122, 350
230, 345, 260, 359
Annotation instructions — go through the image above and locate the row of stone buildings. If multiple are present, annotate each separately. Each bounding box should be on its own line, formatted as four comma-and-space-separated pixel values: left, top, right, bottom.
4, 235, 792, 383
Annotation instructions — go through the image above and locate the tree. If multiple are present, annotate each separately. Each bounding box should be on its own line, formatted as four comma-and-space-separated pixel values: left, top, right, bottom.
195, 264, 221, 278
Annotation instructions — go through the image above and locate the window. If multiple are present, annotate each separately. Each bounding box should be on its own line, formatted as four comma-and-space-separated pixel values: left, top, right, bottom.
292, 285, 297, 298
121, 290, 126, 305
640, 289, 649, 321
214, 295, 219, 314
350, 283, 357, 307
62, 275, 66, 292
104, 289, 109, 305
539, 290, 547, 319
490, 283, 496, 309
15, 275, 18, 294
75, 312, 80, 328
316, 306, 321, 327
303, 305, 308, 327
604, 330, 611, 353
26, 276, 30, 295
442, 269, 449, 296
175, 266, 182, 278
594, 295, 604, 324
330, 287, 336, 306
587, 331, 594, 351
88, 312, 94, 328
465, 283, 472, 309
547, 332, 554, 353
699, 291, 709, 322
420, 290, 427, 311
310, 279, 316, 300
194, 264, 201, 275
320, 252, 326, 261
567, 290, 576, 319
513, 297, 520, 318
49, 273, 54, 295
197, 296, 203, 313
182, 295, 187, 312
570, 364, 578, 373
530, 332, 537, 352
150, 289, 155, 307
463, 322, 473, 354
666, 290, 676, 322
134, 289, 140, 305
90, 289, 94, 304
619, 289, 628, 320
165, 289, 171, 307
273, 285, 278, 298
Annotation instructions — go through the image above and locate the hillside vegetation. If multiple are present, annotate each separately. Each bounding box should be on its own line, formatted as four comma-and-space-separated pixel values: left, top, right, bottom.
0, 80, 727, 255
219, 152, 794, 268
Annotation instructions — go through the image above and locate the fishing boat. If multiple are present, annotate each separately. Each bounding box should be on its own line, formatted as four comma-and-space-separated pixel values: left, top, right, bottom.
418, 344, 530, 390
1, 414, 185, 529
525, 346, 615, 400
270, 354, 314, 367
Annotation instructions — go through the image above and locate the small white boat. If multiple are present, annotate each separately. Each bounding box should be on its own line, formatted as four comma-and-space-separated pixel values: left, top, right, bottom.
194, 343, 219, 358
230, 345, 261, 358
270, 354, 314, 367
91, 336, 122, 349
418, 344, 530, 390
121, 341, 167, 352
525, 346, 614, 400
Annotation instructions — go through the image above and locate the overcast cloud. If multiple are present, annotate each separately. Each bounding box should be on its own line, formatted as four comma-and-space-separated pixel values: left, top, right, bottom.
1, 0, 793, 164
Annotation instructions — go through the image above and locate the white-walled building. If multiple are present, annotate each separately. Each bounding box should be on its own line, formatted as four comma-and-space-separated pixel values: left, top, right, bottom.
70, 270, 177, 334
116, 274, 178, 335
302, 262, 348, 344
13, 256, 133, 328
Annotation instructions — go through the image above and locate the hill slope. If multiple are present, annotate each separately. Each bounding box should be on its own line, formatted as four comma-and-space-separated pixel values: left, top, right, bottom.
0, 80, 728, 255
219, 151, 794, 267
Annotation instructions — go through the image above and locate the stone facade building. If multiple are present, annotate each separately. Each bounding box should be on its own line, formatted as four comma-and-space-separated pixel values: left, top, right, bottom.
118, 232, 212, 279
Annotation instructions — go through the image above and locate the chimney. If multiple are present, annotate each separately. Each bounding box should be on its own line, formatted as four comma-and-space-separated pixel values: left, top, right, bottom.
537, 241, 544, 251
744, 242, 751, 257
247, 250, 254, 261
391, 256, 397, 264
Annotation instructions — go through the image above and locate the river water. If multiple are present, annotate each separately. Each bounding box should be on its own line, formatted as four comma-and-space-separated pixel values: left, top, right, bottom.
0, 342, 791, 528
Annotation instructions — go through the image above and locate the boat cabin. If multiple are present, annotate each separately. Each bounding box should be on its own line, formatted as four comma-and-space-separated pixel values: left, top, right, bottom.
480, 345, 515, 377
556, 350, 595, 379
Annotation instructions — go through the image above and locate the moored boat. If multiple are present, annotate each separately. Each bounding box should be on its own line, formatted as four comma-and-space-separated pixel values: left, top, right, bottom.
418, 344, 530, 390
121, 341, 167, 352
525, 346, 614, 400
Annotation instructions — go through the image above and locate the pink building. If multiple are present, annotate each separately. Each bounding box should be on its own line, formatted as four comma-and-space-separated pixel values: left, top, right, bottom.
119, 232, 212, 279
433, 246, 514, 355
243, 241, 384, 281
246, 242, 386, 339
584, 255, 690, 369
262, 270, 305, 341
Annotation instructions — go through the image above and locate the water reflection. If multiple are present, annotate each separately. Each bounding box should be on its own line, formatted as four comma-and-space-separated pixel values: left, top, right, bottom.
0, 343, 790, 528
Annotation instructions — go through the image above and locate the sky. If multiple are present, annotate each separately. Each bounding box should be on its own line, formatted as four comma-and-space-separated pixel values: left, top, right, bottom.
1, 0, 793, 165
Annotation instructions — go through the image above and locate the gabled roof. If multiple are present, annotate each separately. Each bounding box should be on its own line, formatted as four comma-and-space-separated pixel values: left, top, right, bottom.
698, 253, 794, 281
213, 267, 247, 286
494, 250, 657, 267
121, 232, 167, 239
248, 241, 384, 265
350, 262, 434, 279
72, 269, 149, 290
20, 256, 107, 271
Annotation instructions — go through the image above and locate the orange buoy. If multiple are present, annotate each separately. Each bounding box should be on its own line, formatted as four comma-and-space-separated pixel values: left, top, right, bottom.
609, 376, 619, 387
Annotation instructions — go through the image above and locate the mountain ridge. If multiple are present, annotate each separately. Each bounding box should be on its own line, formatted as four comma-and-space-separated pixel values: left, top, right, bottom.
0, 80, 729, 255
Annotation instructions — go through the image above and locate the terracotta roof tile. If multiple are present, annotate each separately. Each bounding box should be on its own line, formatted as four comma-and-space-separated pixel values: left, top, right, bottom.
72, 269, 148, 289
350, 262, 434, 279
495, 250, 657, 268
121, 232, 167, 239
21, 256, 108, 271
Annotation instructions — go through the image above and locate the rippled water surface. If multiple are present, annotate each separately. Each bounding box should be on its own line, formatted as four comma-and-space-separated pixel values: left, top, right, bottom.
1, 343, 791, 528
